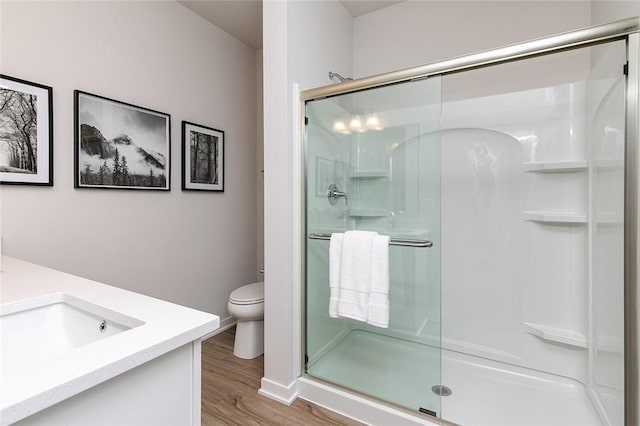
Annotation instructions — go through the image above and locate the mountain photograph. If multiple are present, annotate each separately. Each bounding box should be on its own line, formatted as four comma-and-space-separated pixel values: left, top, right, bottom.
75, 91, 170, 189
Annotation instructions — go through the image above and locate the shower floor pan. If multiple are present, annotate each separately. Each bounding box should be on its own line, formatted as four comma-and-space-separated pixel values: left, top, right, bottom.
307, 330, 601, 426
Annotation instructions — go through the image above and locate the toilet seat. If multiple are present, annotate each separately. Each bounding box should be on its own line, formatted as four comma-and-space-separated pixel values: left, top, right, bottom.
229, 282, 264, 305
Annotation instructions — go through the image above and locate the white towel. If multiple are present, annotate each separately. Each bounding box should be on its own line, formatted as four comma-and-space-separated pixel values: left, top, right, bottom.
328, 230, 391, 328
336, 230, 377, 322
367, 234, 390, 328
328, 233, 343, 318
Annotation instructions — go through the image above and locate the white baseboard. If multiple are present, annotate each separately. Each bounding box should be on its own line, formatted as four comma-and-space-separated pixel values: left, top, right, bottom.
297, 377, 445, 426
201, 316, 236, 341
258, 377, 298, 405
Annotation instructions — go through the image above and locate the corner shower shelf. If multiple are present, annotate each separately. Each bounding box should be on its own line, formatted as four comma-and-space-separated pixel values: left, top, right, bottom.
350, 170, 389, 179
523, 211, 587, 224
347, 209, 389, 217
523, 161, 588, 173
524, 322, 587, 349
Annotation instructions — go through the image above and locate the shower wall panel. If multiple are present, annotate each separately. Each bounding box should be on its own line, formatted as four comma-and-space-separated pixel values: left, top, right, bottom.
450, 80, 592, 383
440, 80, 591, 381
439, 41, 627, 426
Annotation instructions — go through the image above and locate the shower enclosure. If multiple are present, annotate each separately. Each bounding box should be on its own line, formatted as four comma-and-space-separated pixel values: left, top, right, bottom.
301, 18, 639, 426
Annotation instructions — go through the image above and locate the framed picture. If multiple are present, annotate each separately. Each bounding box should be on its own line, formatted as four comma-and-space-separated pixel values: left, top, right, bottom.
182, 121, 224, 192
74, 90, 170, 190
0, 75, 53, 186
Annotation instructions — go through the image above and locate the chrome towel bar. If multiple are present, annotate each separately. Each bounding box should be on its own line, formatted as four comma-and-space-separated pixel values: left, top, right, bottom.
308, 233, 433, 248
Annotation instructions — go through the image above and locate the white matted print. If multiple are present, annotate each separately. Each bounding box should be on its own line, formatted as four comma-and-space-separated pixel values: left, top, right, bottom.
0, 75, 53, 185
74, 90, 171, 190
182, 121, 224, 192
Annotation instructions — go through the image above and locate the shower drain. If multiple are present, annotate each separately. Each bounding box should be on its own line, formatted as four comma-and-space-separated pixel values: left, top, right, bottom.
431, 385, 452, 396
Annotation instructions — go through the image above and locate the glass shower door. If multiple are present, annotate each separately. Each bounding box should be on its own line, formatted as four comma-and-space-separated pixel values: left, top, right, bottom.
304, 76, 443, 417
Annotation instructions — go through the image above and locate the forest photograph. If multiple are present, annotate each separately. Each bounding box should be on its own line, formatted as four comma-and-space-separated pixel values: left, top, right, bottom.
0, 75, 53, 185
182, 121, 224, 191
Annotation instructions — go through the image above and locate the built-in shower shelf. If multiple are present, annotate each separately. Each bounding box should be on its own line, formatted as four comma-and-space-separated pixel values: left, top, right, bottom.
350, 170, 389, 179
523, 211, 587, 224
347, 209, 389, 217
524, 322, 587, 349
523, 161, 587, 173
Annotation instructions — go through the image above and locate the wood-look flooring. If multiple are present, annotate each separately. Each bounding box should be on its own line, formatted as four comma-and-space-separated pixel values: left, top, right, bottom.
201, 327, 363, 425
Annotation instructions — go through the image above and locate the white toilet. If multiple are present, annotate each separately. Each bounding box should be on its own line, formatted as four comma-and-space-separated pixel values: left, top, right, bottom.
227, 281, 264, 359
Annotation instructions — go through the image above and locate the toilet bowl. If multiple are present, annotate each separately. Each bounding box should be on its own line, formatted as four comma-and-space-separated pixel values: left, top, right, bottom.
227, 281, 264, 359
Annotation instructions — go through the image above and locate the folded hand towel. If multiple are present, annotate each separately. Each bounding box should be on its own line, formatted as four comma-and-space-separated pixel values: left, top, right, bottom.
328, 233, 343, 318
337, 230, 377, 322
367, 234, 390, 328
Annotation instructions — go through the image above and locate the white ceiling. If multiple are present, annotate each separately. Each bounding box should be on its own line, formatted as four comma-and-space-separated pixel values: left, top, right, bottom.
178, 1, 404, 50
341, 1, 403, 18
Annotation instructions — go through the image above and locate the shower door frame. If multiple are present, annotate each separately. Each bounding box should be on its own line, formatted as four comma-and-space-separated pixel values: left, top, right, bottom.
299, 17, 640, 425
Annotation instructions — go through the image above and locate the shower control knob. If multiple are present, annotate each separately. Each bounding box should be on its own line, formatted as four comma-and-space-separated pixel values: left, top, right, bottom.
327, 184, 348, 205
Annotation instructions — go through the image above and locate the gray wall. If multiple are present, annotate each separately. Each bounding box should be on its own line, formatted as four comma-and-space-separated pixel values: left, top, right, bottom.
0, 1, 258, 326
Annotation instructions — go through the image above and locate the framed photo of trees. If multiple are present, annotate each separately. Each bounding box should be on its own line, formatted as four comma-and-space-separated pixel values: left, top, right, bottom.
182, 121, 224, 192
0, 75, 53, 186
74, 90, 170, 190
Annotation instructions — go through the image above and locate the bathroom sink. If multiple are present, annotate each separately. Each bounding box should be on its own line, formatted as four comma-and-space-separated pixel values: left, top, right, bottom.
0, 293, 143, 376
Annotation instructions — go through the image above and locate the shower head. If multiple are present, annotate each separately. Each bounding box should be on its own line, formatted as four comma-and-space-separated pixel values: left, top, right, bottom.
328, 71, 353, 83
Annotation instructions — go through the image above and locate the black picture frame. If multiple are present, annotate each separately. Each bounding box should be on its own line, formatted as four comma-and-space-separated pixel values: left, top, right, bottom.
0, 74, 54, 186
74, 90, 171, 190
181, 121, 224, 192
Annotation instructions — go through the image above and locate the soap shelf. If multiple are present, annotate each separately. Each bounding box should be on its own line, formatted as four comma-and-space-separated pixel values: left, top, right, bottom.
347, 209, 389, 217
523, 161, 587, 173
350, 170, 389, 179
523, 160, 624, 172
523, 211, 587, 224
524, 322, 587, 349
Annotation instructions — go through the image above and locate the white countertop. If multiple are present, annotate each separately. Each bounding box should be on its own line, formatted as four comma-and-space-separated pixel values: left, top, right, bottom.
0, 256, 220, 424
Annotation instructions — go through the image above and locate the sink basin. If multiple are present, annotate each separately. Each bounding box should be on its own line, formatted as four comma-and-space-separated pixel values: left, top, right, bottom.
0, 293, 143, 376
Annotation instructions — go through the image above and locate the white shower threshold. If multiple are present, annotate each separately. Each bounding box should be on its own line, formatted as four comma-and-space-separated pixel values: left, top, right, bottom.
306, 330, 601, 426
